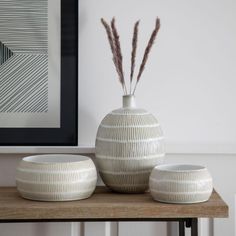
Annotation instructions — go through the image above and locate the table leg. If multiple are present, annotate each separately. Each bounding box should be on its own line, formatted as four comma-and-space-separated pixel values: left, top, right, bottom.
185, 218, 198, 236
179, 220, 185, 236
191, 218, 198, 236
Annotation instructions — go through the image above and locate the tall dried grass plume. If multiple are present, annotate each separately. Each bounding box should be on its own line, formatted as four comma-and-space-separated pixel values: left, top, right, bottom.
101, 17, 160, 95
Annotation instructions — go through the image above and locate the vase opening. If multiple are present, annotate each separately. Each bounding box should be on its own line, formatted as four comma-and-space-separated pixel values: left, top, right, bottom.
123, 95, 136, 108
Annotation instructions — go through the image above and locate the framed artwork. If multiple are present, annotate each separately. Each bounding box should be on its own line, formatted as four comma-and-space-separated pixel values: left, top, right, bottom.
0, 0, 78, 145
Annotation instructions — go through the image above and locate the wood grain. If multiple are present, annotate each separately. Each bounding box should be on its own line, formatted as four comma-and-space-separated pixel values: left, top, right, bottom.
0, 187, 228, 221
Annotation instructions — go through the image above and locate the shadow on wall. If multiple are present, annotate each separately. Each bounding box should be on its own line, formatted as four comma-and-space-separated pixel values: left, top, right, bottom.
79, 106, 105, 186
79, 106, 98, 147
78, 0, 88, 34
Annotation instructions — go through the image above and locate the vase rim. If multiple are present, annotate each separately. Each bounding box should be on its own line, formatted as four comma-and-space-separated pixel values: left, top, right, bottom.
122, 95, 136, 108
123, 94, 135, 98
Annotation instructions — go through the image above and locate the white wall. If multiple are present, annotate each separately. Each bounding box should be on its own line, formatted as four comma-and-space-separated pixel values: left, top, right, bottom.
0, 0, 236, 235
79, 0, 236, 153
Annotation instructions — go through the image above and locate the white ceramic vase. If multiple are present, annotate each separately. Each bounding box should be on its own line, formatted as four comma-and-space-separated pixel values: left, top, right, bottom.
149, 164, 213, 203
95, 95, 165, 193
16, 154, 97, 201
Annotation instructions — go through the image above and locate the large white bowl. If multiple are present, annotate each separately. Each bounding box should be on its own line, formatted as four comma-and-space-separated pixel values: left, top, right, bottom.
149, 164, 213, 204
16, 154, 97, 201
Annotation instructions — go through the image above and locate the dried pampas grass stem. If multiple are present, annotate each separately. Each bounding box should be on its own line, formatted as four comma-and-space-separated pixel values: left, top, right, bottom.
130, 20, 139, 94
133, 18, 160, 95
101, 18, 115, 57
101, 18, 127, 94
101, 17, 160, 95
111, 18, 127, 94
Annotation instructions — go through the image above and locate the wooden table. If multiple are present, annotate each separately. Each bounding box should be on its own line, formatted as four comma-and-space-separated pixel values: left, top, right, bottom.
0, 187, 228, 236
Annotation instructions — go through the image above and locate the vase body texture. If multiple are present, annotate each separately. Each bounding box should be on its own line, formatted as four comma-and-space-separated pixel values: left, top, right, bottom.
95, 95, 165, 193
16, 154, 97, 201
149, 164, 213, 203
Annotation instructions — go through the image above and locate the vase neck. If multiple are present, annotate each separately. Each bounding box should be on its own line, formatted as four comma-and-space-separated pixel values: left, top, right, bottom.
123, 95, 136, 108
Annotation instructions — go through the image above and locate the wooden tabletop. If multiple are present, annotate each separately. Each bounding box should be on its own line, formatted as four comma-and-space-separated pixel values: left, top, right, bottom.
0, 186, 228, 221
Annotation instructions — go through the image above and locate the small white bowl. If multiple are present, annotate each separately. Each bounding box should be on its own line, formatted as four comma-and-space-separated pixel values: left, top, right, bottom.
16, 154, 97, 201
149, 164, 213, 204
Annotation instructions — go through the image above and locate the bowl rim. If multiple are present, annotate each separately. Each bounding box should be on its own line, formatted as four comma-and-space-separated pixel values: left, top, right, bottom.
154, 164, 207, 172
22, 154, 91, 164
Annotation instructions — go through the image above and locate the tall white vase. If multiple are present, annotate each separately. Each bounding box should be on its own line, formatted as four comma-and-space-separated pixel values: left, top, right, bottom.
95, 95, 165, 193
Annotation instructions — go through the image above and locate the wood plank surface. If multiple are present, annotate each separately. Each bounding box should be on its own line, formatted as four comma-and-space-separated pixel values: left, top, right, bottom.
0, 187, 228, 221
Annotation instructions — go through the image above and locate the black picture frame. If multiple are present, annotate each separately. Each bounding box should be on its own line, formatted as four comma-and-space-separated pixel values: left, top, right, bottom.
0, 0, 78, 146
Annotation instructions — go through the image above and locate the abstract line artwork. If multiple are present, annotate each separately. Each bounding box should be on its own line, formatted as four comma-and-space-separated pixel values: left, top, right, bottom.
0, 0, 78, 146
0, 42, 13, 65
0, 0, 48, 113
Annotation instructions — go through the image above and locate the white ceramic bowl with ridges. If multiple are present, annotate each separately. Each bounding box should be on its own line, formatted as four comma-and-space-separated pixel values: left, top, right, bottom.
16, 154, 97, 201
149, 164, 213, 204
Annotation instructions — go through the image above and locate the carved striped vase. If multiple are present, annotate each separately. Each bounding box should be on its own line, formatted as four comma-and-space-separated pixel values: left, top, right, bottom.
95, 95, 165, 193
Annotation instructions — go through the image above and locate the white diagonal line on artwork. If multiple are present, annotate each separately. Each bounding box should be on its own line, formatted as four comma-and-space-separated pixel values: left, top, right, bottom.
0, 54, 29, 80
8, 78, 48, 113
0, 54, 48, 113
0, 55, 46, 100
14, 83, 48, 113
0, 55, 43, 98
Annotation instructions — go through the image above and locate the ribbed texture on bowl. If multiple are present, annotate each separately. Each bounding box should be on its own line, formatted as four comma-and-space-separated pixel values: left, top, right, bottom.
149, 165, 213, 203
95, 108, 165, 193
16, 155, 97, 201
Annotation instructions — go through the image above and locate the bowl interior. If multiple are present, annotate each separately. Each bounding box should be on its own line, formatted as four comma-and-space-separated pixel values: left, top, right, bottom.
23, 154, 90, 164
155, 164, 206, 172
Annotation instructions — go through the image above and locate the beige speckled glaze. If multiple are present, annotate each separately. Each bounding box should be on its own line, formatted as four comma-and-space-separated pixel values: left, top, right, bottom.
95, 95, 165, 193
16, 154, 97, 201
149, 164, 213, 204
